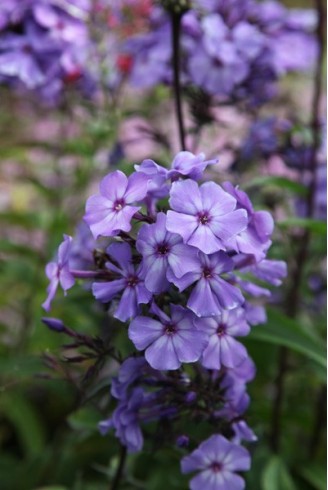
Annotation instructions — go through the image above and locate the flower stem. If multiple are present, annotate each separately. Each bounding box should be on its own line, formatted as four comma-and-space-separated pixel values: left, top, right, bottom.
110, 445, 127, 490
171, 12, 186, 151
270, 0, 325, 453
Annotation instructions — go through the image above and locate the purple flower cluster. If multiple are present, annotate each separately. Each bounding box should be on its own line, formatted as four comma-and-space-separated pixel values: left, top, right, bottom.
122, 0, 317, 106
0, 0, 93, 102
42, 150, 286, 489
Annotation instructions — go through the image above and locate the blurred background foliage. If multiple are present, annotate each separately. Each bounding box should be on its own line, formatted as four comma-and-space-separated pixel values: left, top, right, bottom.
0, 0, 326, 489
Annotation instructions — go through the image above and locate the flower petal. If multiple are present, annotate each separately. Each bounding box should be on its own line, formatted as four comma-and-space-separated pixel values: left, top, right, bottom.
129, 316, 163, 350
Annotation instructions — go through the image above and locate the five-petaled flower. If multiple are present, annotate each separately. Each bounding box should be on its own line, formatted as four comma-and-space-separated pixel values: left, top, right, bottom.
181, 434, 251, 490
84, 170, 149, 239
167, 179, 248, 255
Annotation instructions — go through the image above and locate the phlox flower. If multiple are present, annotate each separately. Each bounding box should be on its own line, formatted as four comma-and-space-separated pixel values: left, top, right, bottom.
129, 303, 208, 370
181, 434, 251, 490
92, 242, 151, 322
84, 170, 149, 239
42, 234, 75, 311
166, 179, 247, 255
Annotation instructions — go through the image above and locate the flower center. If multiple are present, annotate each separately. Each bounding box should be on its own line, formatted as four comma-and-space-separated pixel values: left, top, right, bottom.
164, 323, 177, 335
156, 242, 170, 256
113, 199, 125, 212
210, 461, 223, 473
126, 275, 139, 288
197, 211, 211, 225
202, 267, 213, 279
216, 323, 226, 337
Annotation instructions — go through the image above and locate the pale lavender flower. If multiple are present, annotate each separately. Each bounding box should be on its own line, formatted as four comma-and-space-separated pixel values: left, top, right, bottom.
129, 304, 208, 370
168, 251, 244, 317
42, 234, 75, 311
136, 212, 199, 293
181, 434, 251, 490
84, 170, 149, 239
195, 308, 250, 370
167, 179, 247, 255
222, 182, 274, 260
167, 151, 218, 180
92, 242, 151, 322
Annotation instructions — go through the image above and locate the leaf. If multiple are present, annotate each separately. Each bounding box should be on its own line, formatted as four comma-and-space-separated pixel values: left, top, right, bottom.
243, 176, 307, 196
262, 456, 297, 490
277, 218, 327, 235
0, 393, 46, 459
299, 465, 327, 490
67, 407, 100, 431
249, 309, 326, 370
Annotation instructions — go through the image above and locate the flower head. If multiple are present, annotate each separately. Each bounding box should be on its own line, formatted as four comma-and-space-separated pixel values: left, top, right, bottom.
181, 434, 251, 490
137, 212, 199, 293
92, 242, 152, 322
167, 179, 247, 255
129, 303, 208, 370
195, 308, 250, 369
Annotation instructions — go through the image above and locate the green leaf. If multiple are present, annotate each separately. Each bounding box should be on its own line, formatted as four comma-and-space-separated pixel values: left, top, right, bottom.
299, 465, 327, 490
243, 176, 307, 196
67, 407, 100, 431
249, 309, 326, 370
277, 218, 327, 235
262, 456, 297, 490
0, 393, 46, 459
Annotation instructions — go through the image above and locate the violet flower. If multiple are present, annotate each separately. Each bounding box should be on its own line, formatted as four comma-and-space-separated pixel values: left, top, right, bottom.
129, 303, 208, 370
195, 308, 250, 370
181, 434, 251, 490
92, 242, 152, 322
84, 170, 149, 239
166, 179, 248, 255
168, 251, 244, 317
42, 234, 75, 311
136, 212, 199, 293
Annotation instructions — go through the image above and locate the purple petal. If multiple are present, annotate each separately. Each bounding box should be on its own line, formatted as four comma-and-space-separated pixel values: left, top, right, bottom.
59, 268, 75, 292
222, 445, 251, 472
107, 242, 132, 271
188, 279, 222, 317
211, 278, 244, 310
135, 283, 152, 304
187, 224, 224, 254
57, 234, 73, 265
45, 262, 57, 280
42, 277, 59, 312
220, 337, 248, 368
210, 209, 248, 243
99, 171, 128, 201
200, 181, 236, 214
166, 211, 198, 242
201, 335, 222, 369
168, 243, 200, 278
173, 329, 207, 363
145, 335, 180, 370
114, 287, 139, 321
92, 279, 125, 302
167, 268, 200, 291
129, 316, 163, 350
169, 179, 202, 214
125, 172, 149, 203
145, 257, 169, 293
181, 449, 207, 473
